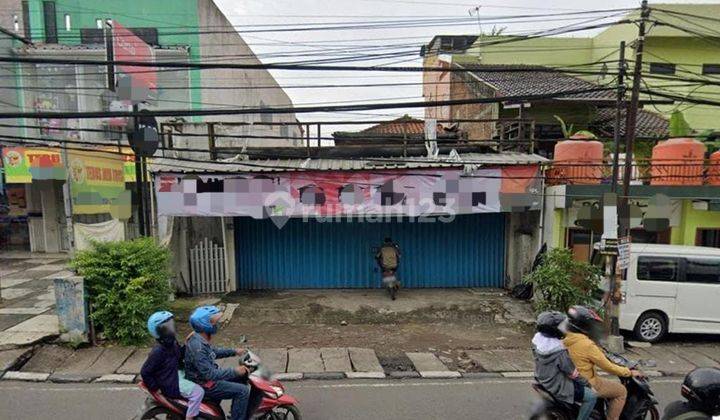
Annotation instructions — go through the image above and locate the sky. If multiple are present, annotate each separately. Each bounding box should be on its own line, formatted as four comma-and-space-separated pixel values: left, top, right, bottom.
214, 0, 720, 134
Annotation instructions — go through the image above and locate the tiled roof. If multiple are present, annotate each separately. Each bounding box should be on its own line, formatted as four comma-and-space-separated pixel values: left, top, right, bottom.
150, 152, 548, 174
360, 116, 425, 135
459, 64, 616, 102
591, 108, 669, 138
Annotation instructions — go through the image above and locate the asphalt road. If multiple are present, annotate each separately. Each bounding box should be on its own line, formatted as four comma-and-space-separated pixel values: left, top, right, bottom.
0, 377, 684, 419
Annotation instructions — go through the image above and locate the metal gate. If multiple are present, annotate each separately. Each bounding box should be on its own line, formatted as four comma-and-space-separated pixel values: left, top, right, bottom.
189, 238, 227, 294
235, 213, 506, 289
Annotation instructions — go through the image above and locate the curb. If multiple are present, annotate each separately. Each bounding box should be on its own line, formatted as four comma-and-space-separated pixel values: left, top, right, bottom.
0, 369, 680, 383
389, 371, 420, 379
303, 372, 345, 380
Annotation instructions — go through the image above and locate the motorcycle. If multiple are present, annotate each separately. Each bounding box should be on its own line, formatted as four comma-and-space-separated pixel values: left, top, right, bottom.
382, 269, 400, 300
136, 350, 301, 420
530, 352, 659, 420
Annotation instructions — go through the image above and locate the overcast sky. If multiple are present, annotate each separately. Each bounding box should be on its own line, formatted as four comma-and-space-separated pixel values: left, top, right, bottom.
214, 0, 719, 134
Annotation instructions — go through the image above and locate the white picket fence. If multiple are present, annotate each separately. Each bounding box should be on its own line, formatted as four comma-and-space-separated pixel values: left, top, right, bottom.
189, 238, 227, 294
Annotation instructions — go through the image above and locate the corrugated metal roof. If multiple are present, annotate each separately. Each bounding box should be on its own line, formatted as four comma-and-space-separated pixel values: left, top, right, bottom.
150, 152, 548, 174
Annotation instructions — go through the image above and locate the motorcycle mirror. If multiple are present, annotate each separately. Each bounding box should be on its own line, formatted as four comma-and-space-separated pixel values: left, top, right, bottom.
239, 335, 247, 343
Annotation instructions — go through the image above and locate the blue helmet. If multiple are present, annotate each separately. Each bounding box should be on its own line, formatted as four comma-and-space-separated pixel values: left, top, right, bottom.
189, 305, 221, 335
147, 311, 174, 339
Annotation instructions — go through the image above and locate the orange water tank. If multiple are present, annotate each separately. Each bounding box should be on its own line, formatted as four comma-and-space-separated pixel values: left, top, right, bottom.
650, 138, 706, 186
548, 134, 604, 185
708, 150, 720, 185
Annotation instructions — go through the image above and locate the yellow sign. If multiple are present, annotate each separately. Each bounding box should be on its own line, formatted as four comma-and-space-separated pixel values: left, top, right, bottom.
67, 150, 130, 215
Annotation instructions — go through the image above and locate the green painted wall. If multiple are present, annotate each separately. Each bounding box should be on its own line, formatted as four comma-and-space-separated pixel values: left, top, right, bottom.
453, 5, 720, 131
552, 209, 564, 248
26, 0, 202, 109
671, 200, 720, 246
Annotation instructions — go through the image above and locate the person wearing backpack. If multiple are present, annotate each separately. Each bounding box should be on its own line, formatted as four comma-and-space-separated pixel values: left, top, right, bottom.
376, 237, 401, 299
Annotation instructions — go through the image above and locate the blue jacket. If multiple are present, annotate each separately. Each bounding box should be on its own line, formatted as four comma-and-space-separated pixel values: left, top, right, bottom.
140, 341, 183, 398
184, 332, 238, 384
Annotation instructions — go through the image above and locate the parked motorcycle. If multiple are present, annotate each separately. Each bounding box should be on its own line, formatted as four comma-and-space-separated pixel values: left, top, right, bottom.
530, 352, 659, 420
382, 269, 400, 300
136, 350, 301, 420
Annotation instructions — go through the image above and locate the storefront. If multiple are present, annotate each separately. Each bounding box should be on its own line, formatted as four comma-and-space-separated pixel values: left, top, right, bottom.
153, 156, 545, 290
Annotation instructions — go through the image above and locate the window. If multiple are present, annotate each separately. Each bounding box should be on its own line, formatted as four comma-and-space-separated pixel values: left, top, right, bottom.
64, 14, 71, 31
280, 125, 289, 139
96, 19, 103, 29
13, 14, 19, 32
684, 258, 720, 284
649, 62, 676, 75
703, 64, 720, 75
637, 257, 678, 281
43, 1, 57, 43
697, 229, 720, 248
21, 1, 30, 39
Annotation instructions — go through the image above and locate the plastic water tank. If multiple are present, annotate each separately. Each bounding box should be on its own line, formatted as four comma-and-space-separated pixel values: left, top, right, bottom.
650, 137, 706, 186
708, 150, 720, 185
549, 133, 604, 185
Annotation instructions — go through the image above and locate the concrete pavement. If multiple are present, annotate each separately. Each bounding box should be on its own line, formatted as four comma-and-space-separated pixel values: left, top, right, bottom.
0, 377, 686, 420
0, 253, 70, 348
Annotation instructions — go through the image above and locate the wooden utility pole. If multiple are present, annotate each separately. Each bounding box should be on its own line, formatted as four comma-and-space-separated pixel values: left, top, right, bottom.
612, 0, 650, 338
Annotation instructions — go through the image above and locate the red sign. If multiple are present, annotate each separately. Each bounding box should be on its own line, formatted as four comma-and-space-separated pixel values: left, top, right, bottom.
112, 21, 157, 90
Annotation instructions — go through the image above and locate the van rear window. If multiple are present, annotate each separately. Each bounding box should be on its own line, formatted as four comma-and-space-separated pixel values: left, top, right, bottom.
637, 257, 678, 281
684, 258, 720, 284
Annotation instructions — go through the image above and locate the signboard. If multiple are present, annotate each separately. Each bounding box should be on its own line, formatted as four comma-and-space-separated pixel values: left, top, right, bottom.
67, 150, 130, 217
112, 21, 157, 91
155, 165, 541, 218
1, 147, 65, 183
617, 236, 631, 270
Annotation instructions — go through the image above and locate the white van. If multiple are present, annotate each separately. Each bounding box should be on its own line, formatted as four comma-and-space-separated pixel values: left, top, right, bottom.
617, 244, 720, 342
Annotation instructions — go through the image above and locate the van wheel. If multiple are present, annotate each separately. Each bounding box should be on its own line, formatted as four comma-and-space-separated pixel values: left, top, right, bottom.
634, 312, 667, 343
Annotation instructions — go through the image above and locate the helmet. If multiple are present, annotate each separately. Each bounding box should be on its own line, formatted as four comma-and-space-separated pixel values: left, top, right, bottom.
567, 306, 603, 337
189, 305, 222, 335
147, 311, 174, 339
536, 311, 568, 339
682, 368, 720, 415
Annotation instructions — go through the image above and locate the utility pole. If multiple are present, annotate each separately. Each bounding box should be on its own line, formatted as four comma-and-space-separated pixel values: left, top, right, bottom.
610, 0, 650, 345
604, 42, 626, 336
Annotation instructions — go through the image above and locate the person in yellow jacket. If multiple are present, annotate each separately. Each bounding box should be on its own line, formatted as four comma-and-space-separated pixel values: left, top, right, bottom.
563, 306, 644, 420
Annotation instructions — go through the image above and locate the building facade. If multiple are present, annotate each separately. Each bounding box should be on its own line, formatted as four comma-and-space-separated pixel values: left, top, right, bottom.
0, 0, 300, 252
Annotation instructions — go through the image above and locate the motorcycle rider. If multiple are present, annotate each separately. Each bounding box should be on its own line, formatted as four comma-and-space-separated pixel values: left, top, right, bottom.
663, 367, 720, 420
532, 311, 597, 420
376, 237, 400, 273
141, 311, 205, 420
563, 306, 644, 420
184, 305, 262, 420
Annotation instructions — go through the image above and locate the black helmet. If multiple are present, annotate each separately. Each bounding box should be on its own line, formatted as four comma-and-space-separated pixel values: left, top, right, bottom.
682, 367, 720, 415
536, 311, 568, 339
567, 305, 603, 337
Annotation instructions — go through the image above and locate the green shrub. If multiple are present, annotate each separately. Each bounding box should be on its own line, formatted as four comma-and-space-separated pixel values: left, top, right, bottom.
523, 247, 601, 313
70, 237, 172, 345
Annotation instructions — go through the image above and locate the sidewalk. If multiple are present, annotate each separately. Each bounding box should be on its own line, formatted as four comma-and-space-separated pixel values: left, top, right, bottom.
0, 253, 69, 348
3, 342, 719, 384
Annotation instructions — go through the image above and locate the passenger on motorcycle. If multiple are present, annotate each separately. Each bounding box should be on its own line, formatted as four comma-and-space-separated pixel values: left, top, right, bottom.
184, 305, 263, 420
141, 311, 205, 419
532, 311, 597, 420
564, 306, 644, 420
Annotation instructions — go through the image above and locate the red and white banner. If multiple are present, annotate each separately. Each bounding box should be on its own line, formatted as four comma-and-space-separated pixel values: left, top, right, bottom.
154, 166, 541, 218
112, 20, 157, 90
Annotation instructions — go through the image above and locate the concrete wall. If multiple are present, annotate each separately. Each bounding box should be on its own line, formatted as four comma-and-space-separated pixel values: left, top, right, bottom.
505, 211, 541, 287
448, 72, 497, 140
196, 0, 301, 138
